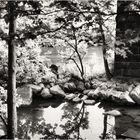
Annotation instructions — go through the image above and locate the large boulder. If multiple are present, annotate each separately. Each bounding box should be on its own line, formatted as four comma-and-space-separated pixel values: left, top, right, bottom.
17, 86, 32, 106
129, 85, 140, 105
40, 88, 53, 99
50, 85, 66, 98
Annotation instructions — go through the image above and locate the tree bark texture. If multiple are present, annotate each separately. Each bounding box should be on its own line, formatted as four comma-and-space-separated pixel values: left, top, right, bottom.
7, 1, 17, 139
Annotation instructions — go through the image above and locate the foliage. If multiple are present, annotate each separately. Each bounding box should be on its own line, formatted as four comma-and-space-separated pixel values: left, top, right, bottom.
115, 0, 140, 58
49, 0, 116, 79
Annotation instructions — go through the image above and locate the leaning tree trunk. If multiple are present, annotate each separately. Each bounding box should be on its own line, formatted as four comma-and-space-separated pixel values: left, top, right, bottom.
7, 1, 17, 139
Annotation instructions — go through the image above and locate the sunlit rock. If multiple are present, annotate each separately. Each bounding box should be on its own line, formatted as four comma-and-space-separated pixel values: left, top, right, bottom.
40, 88, 53, 99
83, 89, 91, 95
111, 91, 135, 105
17, 86, 32, 106
121, 129, 140, 139
63, 82, 76, 92
81, 95, 88, 101
72, 96, 81, 103
87, 87, 100, 99
38, 83, 45, 88
83, 99, 96, 105
87, 89, 95, 97
65, 93, 76, 101
103, 110, 122, 116
26, 84, 42, 95
50, 85, 66, 98
129, 85, 140, 104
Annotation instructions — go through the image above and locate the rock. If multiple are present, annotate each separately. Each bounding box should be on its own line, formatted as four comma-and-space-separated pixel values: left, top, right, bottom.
81, 95, 88, 101
128, 84, 135, 92
63, 82, 76, 92
129, 85, 140, 104
100, 83, 108, 90
72, 97, 81, 103
76, 81, 85, 91
83, 99, 96, 105
65, 93, 76, 101
119, 91, 135, 105
112, 91, 135, 105
121, 129, 140, 139
87, 89, 95, 97
50, 85, 66, 98
87, 87, 100, 99
114, 83, 129, 92
83, 90, 91, 95
50, 82, 55, 87
46, 84, 51, 89
38, 83, 45, 88
17, 86, 32, 106
40, 88, 53, 99
98, 90, 109, 100
26, 84, 42, 95
103, 110, 122, 116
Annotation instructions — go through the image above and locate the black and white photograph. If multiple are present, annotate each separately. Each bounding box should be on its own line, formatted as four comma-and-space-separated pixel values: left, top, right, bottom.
0, 0, 140, 139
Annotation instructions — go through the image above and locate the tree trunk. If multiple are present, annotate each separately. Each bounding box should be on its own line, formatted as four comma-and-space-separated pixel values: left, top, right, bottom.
96, 7, 112, 80
7, 1, 17, 139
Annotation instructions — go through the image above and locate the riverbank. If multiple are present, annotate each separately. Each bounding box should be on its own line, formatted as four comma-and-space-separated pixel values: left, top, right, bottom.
16, 76, 140, 107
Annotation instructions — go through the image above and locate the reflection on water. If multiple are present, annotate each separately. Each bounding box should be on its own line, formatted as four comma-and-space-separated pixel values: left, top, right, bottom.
17, 100, 116, 140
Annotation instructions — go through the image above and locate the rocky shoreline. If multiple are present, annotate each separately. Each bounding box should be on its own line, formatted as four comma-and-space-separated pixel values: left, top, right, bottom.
17, 78, 140, 106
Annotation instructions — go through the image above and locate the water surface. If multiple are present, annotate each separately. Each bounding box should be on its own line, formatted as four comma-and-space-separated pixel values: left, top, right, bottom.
17, 100, 116, 140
